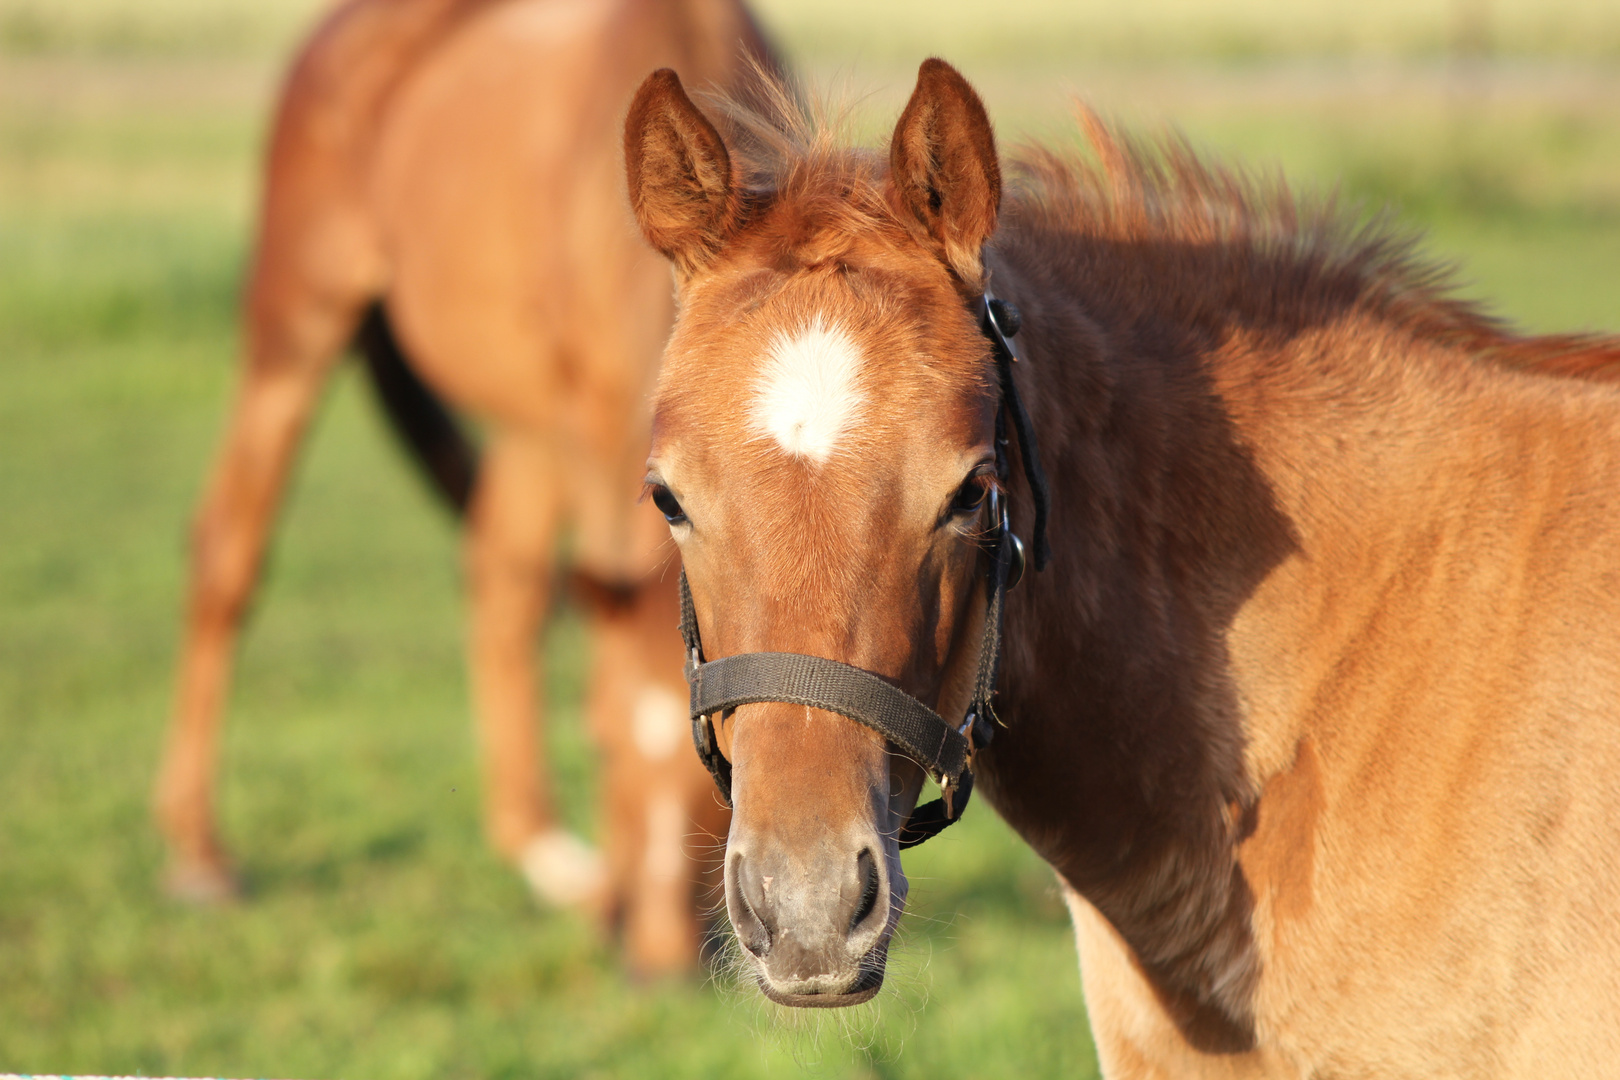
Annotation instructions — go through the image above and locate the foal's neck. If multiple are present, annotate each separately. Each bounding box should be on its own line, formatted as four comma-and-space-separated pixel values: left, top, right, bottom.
977, 254, 1305, 1051
979, 234, 1608, 1048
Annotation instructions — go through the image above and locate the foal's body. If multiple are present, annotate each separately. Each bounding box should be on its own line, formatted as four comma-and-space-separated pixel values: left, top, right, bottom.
157, 0, 769, 971
989, 192, 1620, 1073
622, 62, 1620, 1074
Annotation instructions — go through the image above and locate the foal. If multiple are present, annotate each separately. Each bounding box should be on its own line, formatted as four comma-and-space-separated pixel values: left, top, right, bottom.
155, 0, 772, 973
624, 61, 1620, 1072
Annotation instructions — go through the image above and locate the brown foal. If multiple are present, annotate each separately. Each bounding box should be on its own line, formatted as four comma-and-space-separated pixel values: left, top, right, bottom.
155, 0, 772, 974
624, 60, 1620, 1072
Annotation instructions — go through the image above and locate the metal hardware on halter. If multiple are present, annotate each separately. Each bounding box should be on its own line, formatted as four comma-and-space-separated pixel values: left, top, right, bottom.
676, 291, 1051, 851
1007, 532, 1026, 590
984, 296, 1022, 353
986, 487, 1026, 591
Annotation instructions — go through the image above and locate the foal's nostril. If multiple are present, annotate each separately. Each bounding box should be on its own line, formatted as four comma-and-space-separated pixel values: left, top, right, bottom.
850, 848, 880, 932
728, 853, 773, 958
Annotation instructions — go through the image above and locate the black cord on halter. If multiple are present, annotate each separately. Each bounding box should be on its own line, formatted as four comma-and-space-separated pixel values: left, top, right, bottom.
982, 295, 1052, 571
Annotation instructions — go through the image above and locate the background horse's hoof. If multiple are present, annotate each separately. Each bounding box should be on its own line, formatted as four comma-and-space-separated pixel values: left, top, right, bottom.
163, 857, 241, 904
519, 828, 606, 908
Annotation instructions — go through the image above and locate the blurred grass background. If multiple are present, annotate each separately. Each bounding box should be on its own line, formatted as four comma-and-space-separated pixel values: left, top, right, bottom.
0, 1, 1615, 1077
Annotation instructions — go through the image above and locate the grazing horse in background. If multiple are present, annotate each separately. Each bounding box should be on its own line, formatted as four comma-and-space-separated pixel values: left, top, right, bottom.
622, 59, 1620, 1072
154, 0, 773, 974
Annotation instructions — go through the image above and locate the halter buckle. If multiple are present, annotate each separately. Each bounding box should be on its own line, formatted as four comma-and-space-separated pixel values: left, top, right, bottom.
983, 295, 1022, 359
940, 767, 975, 819
1006, 531, 1026, 589
986, 488, 1026, 590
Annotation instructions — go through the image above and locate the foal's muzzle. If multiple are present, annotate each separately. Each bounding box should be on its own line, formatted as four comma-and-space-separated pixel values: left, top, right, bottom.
725, 823, 896, 1006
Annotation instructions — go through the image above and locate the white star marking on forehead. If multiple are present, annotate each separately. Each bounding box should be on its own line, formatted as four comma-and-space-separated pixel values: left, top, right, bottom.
749, 316, 866, 463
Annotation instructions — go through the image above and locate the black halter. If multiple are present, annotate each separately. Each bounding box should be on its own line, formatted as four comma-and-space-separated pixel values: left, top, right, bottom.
679, 293, 1050, 848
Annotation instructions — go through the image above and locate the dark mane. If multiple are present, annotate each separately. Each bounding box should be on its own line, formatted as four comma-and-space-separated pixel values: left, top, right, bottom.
705, 75, 1620, 383
1005, 109, 1620, 382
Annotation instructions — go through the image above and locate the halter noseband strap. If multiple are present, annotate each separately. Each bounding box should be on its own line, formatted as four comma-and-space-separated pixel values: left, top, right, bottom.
679, 292, 1047, 849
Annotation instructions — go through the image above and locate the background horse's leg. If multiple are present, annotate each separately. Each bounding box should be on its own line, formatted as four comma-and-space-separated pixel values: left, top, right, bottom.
466, 432, 602, 906
586, 589, 686, 973
582, 576, 729, 975
155, 299, 353, 901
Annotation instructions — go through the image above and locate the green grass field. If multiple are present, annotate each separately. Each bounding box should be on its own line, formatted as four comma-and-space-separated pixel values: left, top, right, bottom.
1, 2, 1617, 1077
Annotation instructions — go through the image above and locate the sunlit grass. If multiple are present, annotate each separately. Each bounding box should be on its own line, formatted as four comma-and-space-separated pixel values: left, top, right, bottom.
5, 0, 1619, 61
753, 0, 1620, 63
0, 0, 326, 57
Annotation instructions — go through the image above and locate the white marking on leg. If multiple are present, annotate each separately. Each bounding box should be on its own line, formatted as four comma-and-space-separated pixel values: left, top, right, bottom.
749, 316, 866, 463
632, 685, 687, 761
643, 793, 686, 884
520, 827, 605, 907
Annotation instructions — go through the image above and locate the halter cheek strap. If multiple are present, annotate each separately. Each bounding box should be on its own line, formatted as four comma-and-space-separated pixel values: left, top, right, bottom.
678, 293, 1047, 849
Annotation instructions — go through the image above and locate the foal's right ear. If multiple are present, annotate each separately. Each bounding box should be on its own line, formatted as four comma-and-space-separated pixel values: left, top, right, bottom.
889, 59, 1000, 285
625, 68, 742, 278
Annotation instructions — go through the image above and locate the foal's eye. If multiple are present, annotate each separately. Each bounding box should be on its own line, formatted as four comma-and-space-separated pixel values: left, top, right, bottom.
948, 475, 990, 517
650, 485, 687, 525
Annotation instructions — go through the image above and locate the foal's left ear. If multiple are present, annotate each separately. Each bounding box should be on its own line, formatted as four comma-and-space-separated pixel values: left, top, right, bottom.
889, 59, 1001, 285
625, 68, 743, 279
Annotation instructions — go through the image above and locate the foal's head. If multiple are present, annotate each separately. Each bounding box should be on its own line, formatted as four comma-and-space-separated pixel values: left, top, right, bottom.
625, 60, 1004, 1005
